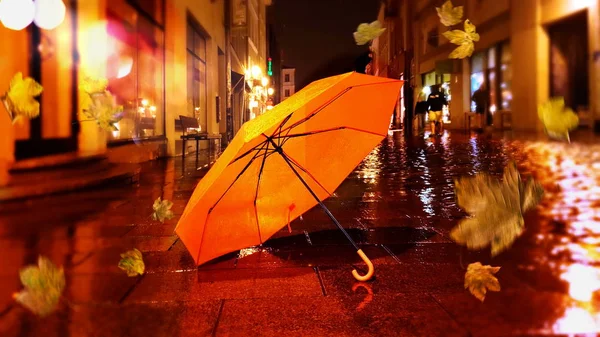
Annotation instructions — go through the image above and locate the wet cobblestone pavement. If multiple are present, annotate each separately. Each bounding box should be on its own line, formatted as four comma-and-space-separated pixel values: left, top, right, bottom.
1, 130, 600, 336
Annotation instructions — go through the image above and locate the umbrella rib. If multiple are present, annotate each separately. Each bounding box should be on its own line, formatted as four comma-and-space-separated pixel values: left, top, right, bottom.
278, 80, 401, 136
281, 149, 333, 197
274, 126, 387, 140
209, 142, 268, 213
278, 87, 352, 135
229, 139, 269, 166
272, 113, 294, 147
253, 141, 270, 244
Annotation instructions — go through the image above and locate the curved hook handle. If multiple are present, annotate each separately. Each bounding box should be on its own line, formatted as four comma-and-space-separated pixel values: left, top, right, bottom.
352, 249, 375, 282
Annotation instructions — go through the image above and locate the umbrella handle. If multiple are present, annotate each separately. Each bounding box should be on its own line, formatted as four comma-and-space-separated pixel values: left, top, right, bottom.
352, 249, 374, 281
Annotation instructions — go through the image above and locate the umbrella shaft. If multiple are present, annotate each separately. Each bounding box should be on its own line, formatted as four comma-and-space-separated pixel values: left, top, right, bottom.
270, 139, 360, 251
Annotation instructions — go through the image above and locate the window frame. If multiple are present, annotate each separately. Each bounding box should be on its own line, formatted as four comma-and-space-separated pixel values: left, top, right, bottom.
186, 15, 209, 131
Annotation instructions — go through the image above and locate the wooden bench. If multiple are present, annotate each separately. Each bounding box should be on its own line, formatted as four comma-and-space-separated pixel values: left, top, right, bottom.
179, 115, 222, 162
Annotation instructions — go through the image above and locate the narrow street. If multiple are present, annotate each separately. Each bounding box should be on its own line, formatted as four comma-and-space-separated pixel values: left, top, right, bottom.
1, 130, 599, 336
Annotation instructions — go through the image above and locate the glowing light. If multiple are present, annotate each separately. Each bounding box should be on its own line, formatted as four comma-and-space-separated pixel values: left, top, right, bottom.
490, 104, 497, 114
249, 100, 259, 109
553, 306, 600, 335
251, 65, 262, 78
149, 106, 157, 112
261, 77, 269, 87
112, 122, 120, 138
422, 86, 431, 96
266, 105, 274, 110
267, 87, 274, 96
34, 0, 66, 30
117, 56, 133, 79
0, 0, 35, 31
141, 99, 149, 106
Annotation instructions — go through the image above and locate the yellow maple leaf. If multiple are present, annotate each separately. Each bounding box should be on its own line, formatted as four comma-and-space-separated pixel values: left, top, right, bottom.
353, 20, 386, 46
450, 162, 544, 256
436, 0, 464, 27
80, 73, 108, 94
118, 248, 145, 277
442, 19, 480, 59
464, 262, 501, 302
4, 72, 43, 123
13, 256, 65, 317
538, 97, 579, 142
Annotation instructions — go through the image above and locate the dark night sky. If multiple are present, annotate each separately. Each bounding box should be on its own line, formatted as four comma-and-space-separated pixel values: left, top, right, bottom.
271, 0, 380, 89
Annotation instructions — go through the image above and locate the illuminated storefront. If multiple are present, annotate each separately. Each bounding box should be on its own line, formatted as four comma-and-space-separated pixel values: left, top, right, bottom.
470, 42, 512, 125
105, 0, 165, 142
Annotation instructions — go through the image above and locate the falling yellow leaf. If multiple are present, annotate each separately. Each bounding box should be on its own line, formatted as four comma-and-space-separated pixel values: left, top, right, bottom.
353, 20, 386, 46
80, 74, 108, 94
464, 262, 501, 302
118, 248, 145, 277
442, 19, 480, 59
436, 0, 464, 27
4, 72, 43, 123
82, 91, 123, 132
13, 256, 65, 317
152, 197, 174, 223
450, 162, 544, 256
538, 97, 579, 142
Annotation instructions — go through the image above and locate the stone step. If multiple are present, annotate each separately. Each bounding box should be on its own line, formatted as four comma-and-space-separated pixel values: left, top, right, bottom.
0, 159, 140, 202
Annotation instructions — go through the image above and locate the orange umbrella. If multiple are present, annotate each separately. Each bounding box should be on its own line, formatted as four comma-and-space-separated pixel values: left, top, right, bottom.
175, 72, 403, 281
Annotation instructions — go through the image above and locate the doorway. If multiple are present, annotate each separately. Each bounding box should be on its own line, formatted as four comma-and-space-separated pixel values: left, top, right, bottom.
15, 19, 79, 160
548, 10, 589, 111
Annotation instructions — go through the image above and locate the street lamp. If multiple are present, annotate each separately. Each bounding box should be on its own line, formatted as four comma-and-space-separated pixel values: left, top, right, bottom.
34, 0, 66, 30
0, 0, 35, 31
0, 0, 66, 31
261, 76, 269, 87
267, 87, 274, 96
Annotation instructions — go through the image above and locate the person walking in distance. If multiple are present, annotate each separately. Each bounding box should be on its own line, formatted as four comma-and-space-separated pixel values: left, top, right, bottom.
414, 92, 428, 132
472, 83, 488, 132
427, 85, 447, 136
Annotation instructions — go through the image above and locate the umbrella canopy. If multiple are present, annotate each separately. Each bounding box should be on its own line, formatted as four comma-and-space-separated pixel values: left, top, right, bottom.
176, 72, 403, 279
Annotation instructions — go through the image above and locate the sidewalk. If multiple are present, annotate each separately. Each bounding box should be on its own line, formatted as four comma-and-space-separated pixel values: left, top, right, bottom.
0, 130, 599, 336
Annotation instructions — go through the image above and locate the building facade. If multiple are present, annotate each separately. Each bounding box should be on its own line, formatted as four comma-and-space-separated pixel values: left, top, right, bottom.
281, 67, 295, 101
370, 0, 600, 131
0, 0, 270, 184
230, 0, 272, 134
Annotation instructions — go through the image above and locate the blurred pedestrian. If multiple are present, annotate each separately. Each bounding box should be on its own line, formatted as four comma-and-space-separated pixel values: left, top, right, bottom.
472, 83, 488, 131
427, 85, 447, 136
414, 91, 428, 132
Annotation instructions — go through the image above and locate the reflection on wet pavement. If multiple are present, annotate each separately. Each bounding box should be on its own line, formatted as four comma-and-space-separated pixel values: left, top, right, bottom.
0, 131, 599, 336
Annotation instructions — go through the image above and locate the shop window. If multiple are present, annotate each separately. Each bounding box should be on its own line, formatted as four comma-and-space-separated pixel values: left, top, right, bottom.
187, 19, 208, 133
470, 42, 513, 115
500, 42, 512, 109
106, 0, 165, 141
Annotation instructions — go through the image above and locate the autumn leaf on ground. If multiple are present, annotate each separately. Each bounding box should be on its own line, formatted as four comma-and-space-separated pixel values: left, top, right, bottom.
538, 97, 579, 142
82, 91, 124, 132
353, 20, 386, 45
152, 197, 174, 223
450, 162, 544, 256
13, 256, 65, 317
436, 0, 463, 26
118, 248, 145, 277
442, 19, 480, 59
465, 262, 501, 302
3, 72, 43, 123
